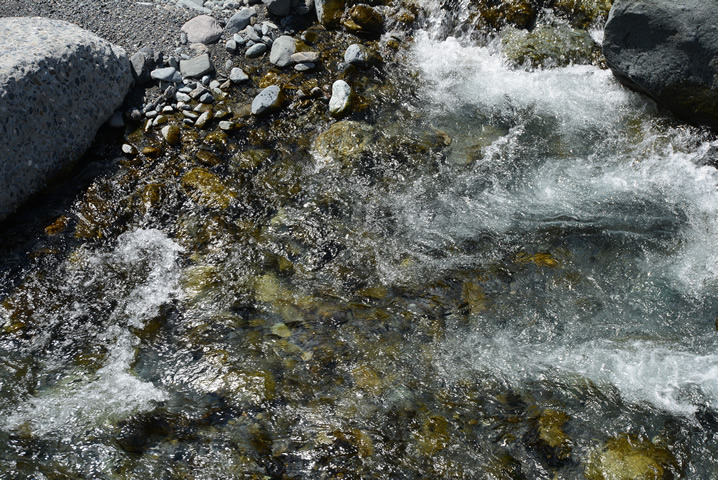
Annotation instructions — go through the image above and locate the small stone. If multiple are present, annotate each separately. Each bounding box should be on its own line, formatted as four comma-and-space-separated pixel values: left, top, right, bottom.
153, 115, 168, 126
291, 51, 319, 63
262, 36, 273, 47
294, 62, 315, 72
344, 43, 370, 67
233, 33, 246, 45
199, 92, 215, 104
150, 66, 182, 83
230, 67, 250, 83
180, 53, 213, 78
195, 110, 213, 128
176, 92, 192, 102
242, 25, 261, 42
181, 15, 223, 44
209, 80, 221, 89
145, 110, 158, 119
190, 86, 207, 99
162, 105, 175, 113
252, 85, 284, 115
161, 124, 181, 145
162, 85, 177, 101
246, 43, 268, 58
348, 4, 383, 34
219, 120, 234, 131
269, 35, 296, 67
225, 39, 238, 53
121, 143, 138, 156
127, 108, 143, 123
183, 118, 195, 126
130, 47, 155, 84
201, 75, 211, 86
226, 7, 257, 34
183, 110, 200, 120
329, 79, 352, 116
168, 56, 180, 70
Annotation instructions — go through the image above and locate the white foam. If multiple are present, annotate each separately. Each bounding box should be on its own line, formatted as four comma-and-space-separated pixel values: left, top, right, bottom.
6, 329, 167, 437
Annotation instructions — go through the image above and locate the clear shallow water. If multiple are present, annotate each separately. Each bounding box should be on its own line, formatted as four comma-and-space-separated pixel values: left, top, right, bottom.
2, 15, 718, 480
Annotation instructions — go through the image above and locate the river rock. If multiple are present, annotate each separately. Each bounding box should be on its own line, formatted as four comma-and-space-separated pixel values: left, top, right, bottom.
130, 47, 155, 85
315, 0, 344, 26
161, 124, 181, 146
314, 120, 376, 169
226, 7, 257, 34
329, 80, 352, 116
269, 36, 297, 68
346, 4, 383, 34
151, 66, 183, 83
230, 67, 249, 83
264, 0, 291, 16
0, 17, 132, 221
603, 0, 718, 130
246, 43, 268, 58
181, 15, 223, 44
252, 85, 285, 115
180, 53, 213, 78
344, 43, 370, 67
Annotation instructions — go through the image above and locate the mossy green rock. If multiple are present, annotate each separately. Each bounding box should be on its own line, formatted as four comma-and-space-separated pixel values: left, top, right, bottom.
585, 435, 678, 480
502, 23, 596, 68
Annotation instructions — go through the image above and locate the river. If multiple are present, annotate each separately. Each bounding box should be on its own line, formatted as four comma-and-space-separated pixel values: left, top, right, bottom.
1, 1, 717, 478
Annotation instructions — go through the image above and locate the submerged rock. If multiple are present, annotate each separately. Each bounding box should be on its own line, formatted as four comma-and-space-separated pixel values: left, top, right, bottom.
0, 17, 132, 221
603, 0, 718, 130
314, 120, 376, 168
585, 434, 678, 479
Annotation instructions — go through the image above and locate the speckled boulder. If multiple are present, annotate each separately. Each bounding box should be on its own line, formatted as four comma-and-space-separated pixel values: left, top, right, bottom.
0, 17, 132, 221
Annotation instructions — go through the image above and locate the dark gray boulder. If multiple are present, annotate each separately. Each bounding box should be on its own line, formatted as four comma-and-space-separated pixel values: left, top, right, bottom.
0, 17, 132, 221
603, 0, 718, 130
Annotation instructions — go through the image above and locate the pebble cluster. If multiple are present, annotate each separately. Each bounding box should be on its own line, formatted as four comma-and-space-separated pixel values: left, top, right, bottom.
119, 0, 391, 153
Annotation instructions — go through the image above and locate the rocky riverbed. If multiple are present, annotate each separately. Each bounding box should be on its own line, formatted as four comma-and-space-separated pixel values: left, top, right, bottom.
3, 0, 718, 478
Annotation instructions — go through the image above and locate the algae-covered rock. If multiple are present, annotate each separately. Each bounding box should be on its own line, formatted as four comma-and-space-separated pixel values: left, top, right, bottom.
313, 120, 376, 169
585, 434, 678, 480
534, 409, 572, 463
552, 0, 612, 29
501, 23, 597, 68
180, 168, 236, 209
415, 414, 451, 455
476, 0, 545, 31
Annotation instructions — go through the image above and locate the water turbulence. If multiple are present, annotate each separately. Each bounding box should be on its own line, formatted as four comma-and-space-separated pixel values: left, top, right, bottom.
3, 3, 718, 479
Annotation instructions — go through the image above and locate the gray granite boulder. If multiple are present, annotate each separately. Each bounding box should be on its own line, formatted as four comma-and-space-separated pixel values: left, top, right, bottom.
0, 17, 132, 221
604, 0, 718, 130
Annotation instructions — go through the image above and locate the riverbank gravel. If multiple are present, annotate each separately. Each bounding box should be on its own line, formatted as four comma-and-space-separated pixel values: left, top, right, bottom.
0, 0, 195, 55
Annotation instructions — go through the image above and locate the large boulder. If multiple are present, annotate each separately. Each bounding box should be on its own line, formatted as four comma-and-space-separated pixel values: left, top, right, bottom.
0, 17, 132, 221
603, 0, 718, 130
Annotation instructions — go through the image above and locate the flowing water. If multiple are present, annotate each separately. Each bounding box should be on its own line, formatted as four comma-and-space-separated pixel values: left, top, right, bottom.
2, 3, 718, 479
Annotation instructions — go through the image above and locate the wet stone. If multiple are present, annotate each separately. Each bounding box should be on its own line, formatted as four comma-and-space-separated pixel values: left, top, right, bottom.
161, 124, 182, 146
251, 85, 285, 116
329, 79, 352, 116
246, 43, 268, 58
230, 67, 249, 83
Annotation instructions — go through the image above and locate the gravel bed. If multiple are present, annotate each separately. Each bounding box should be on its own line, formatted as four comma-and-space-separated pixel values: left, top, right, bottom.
0, 0, 196, 55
